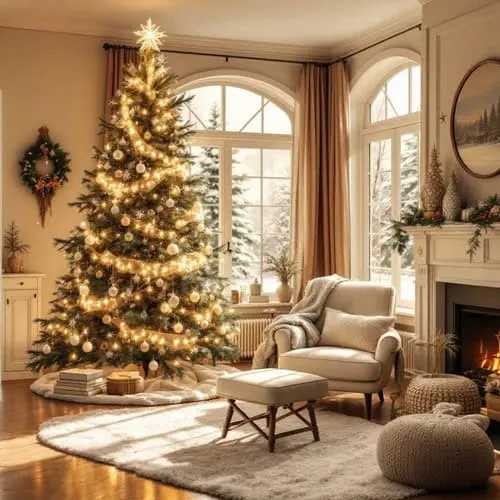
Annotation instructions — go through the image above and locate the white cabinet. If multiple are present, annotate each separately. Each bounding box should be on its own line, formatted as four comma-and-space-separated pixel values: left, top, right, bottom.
2, 274, 43, 380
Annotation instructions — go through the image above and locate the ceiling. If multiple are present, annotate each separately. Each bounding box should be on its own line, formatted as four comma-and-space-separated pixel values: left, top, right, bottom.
0, 0, 421, 59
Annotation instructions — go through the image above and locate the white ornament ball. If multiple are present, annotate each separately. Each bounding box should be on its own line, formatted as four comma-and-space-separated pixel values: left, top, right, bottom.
155, 278, 164, 288
213, 304, 223, 315
111, 205, 120, 215
149, 359, 159, 372
200, 320, 209, 329
136, 162, 146, 174
165, 198, 175, 208
121, 215, 131, 227
113, 149, 124, 160
167, 243, 179, 255
102, 314, 112, 325
108, 286, 118, 297
204, 244, 213, 256
197, 223, 205, 232
189, 291, 201, 303
69, 334, 80, 346
175, 219, 186, 230
42, 343, 51, 355
85, 235, 95, 246
156, 205, 164, 213
74, 252, 82, 261
82, 341, 93, 353
124, 232, 134, 242
79, 284, 90, 296
173, 322, 184, 333
140, 341, 150, 353
168, 294, 180, 309
159, 302, 171, 314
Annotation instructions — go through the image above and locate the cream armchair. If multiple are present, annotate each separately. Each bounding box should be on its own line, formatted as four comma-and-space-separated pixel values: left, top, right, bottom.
277, 280, 401, 419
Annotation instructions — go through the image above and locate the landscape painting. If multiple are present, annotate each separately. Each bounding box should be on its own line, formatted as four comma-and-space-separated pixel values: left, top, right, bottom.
452, 59, 500, 178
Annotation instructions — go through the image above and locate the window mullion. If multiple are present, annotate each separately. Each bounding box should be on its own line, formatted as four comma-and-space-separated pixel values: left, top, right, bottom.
220, 142, 232, 279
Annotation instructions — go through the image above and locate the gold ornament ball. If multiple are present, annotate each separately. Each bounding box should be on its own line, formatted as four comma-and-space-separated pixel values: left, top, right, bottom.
74, 252, 82, 261
147, 209, 155, 217
140, 341, 150, 353
170, 185, 181, 197
159, 302, 171, 314
42, 343, 51, 355
96, 270, 104, 279
204, 244, 213, 256
74, 267, 82, 277
121, 215, 131, 227
200, 320, 209, 329
69, 334, 80, 346
156, 205, 164, 213
108, 286, 118, 297
113, 149, 124, 160
189, 291, 201, 303
213, 304, 223, 315
79, 284, 90, 296
173, 322, 184, 333
149, 359, 159, 372
102, 314, 112, 325
168, 294, 180, 309
114, 169, 124, 179
111, 205, 120, 215
167, 243, 179, 255
85, 235, 95, 246
124, 232, 134, 242
82, 341, 93, 353
136, 162, 146, 174
197, 223, 205, 232
144, 131, 152, 141
155, 278, 164, 287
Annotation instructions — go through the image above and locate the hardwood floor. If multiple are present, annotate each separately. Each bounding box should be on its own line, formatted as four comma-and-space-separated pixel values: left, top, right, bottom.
1, 379, 499, 500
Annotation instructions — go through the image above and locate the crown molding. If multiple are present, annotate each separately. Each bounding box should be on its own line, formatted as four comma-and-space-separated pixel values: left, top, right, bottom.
330, 8, 422, 59
417, 0, 435, 4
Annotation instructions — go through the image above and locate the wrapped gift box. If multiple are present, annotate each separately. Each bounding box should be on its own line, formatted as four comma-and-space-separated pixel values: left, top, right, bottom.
106, 371, 144, 395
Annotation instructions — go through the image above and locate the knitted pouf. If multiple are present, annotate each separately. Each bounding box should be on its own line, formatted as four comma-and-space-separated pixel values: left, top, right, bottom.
405, 374, 481, 415
377, 404, 495, 490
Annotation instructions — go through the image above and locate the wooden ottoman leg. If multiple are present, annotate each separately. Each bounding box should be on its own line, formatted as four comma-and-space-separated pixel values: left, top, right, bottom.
268, 406, 278, 452
307, 401, 320, 441
221, 399, 235, 438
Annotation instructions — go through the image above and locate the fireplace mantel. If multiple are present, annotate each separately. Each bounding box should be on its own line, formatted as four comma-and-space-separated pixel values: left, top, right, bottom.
406, 223, 500, 372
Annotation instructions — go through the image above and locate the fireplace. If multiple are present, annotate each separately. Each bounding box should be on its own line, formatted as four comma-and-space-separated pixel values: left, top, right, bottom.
445, 284, 500, 394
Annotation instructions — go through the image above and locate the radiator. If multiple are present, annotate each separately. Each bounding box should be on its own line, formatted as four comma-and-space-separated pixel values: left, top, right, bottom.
235, 318, 273, 359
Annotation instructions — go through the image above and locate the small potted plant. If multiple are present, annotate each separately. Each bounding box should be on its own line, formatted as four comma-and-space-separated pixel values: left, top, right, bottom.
264, 246, 299, 303
3, 221, 30, 273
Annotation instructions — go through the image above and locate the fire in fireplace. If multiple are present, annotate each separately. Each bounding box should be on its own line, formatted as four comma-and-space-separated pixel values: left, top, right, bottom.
480, 333, 500, 373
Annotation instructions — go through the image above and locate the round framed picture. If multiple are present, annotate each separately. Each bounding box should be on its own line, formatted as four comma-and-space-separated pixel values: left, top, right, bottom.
451, 59, 500, 178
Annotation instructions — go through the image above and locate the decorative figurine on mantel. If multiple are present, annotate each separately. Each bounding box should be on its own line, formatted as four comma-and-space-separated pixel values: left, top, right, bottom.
420, 145, 445, 220
3, 221, 30, 273
442, 170, 461, 221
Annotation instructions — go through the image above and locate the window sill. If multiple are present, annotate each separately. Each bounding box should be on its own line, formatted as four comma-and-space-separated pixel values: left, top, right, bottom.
395, 306, 415, 331
231, 302, 293, 318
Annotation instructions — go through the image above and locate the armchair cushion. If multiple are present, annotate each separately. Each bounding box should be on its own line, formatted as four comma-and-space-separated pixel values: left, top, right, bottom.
278, 347, 382, 382
318, 308, 396, 352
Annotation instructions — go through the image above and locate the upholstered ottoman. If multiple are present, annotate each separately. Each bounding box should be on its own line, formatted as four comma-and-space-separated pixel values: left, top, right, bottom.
216, 368, 328, 452
377, 403, 495, 490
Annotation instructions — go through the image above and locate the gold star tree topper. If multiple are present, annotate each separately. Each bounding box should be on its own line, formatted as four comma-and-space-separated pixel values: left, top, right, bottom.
134, 18, 167, 52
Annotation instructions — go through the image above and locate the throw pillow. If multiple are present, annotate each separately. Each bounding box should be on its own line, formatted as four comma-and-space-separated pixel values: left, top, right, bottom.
319, 308, 396, 352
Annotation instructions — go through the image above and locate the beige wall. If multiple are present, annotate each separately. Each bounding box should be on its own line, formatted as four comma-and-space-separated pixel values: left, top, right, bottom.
0, 27, 301, 315
422, 0, 500, 202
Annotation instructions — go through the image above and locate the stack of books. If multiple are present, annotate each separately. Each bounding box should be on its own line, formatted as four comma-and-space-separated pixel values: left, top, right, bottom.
54, 368, 106, 397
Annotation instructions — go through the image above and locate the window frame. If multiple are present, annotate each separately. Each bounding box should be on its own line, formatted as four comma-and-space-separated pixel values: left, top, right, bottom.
361, 64, 421, 309
182, 80, 294, 297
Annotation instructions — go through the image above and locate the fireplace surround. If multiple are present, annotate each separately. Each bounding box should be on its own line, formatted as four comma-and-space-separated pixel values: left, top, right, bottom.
406, 224, 500, 373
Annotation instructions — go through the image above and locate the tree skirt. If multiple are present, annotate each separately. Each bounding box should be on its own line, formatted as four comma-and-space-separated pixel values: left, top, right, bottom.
37, 400, 425, 500
30, 362, 239, 406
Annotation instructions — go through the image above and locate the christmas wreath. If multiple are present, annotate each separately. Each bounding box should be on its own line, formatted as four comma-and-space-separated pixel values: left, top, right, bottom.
19, 126, 71, 226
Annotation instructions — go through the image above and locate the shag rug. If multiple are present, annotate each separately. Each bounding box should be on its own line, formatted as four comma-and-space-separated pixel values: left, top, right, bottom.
38, 400, 425, 500
31, 362, 238, 406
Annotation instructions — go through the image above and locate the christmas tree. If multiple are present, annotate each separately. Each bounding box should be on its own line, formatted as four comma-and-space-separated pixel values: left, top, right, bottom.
28, 19, 239, 377
198, 104, 259, 278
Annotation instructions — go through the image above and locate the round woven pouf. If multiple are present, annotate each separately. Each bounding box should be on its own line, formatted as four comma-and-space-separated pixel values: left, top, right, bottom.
405, 374, 481, 414
377, 411, 495, 490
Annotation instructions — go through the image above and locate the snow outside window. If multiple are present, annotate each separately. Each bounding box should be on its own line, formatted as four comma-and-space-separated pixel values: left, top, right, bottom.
364, 65, 421, 308
182, 84, 293, 297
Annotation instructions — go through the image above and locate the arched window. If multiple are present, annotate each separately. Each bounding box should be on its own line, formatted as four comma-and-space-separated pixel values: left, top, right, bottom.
179, 79, 294, 296
363, 64, 420, 307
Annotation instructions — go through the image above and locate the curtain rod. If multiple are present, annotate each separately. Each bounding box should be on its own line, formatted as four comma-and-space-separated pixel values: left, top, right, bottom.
103, 23, 422, 67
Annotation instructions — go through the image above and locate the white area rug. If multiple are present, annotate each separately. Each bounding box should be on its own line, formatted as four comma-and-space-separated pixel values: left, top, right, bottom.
31, 363, 238, 406
38, 400, 425, 500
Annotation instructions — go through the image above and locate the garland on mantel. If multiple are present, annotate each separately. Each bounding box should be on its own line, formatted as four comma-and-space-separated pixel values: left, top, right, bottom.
390, 195, 500, 259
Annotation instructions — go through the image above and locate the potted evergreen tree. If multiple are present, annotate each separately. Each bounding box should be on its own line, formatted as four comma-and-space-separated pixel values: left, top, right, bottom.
3, 221, 29, 273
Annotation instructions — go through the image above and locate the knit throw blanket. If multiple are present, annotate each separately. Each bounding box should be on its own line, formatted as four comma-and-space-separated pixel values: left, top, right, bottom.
252, 274, 346, 369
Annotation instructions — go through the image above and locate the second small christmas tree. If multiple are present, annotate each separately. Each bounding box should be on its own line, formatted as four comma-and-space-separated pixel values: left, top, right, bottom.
28, 19, 238, 376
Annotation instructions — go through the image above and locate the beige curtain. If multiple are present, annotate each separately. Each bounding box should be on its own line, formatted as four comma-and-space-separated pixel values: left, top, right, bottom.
292, 62, 350, 299
104, 46, 140, 122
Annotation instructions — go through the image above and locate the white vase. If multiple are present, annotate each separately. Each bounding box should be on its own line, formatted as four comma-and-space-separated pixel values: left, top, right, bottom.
277, 282, 292, 303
